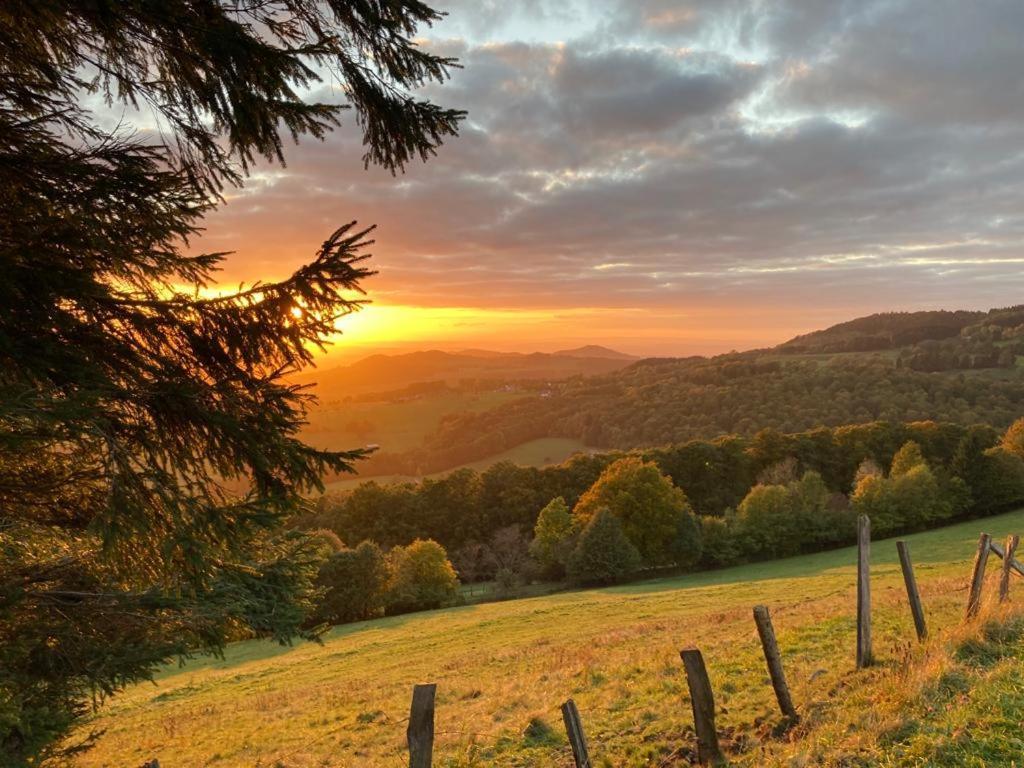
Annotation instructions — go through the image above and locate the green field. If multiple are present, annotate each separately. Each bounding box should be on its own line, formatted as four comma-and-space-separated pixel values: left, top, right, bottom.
322, 437, 590, 493
71, 510, 1024, 767
302, 389, 524, 454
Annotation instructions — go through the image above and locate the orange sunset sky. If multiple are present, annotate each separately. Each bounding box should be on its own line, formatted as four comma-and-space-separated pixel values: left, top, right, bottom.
181, 0, 1024, 363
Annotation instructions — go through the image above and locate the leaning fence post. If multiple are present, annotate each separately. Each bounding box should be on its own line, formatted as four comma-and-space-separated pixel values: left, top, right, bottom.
407, 683, 436, 768
989, 539, 1024, 578
896, 541, 927, 641
752, 605, 798, 721
680, 648, 726, 766
856, 515, 872, 668
965, 533, 992, 620
999, 534, 1019, 603
560, 699, 592, 768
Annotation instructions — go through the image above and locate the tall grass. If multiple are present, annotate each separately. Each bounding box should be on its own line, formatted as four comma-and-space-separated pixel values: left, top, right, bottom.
69, 509, 1024, 767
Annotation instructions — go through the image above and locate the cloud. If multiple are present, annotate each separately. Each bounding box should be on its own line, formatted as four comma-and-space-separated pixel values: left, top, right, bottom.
189, 0, 1024, 334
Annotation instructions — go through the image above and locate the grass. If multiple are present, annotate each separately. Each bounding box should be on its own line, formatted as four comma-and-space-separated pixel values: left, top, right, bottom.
457, 438, 590, 471
70, 510, 1024, 767
322, 438, 590, 493
302, 390, 522, 455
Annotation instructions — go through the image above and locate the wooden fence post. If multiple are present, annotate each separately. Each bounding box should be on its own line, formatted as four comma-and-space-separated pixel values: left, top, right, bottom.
680, 648, 726, 766
407, 683, 436, 768
856, 515, 872, 668
896, 541, 927, 641
752, 605, 798, 721
965, 533, 992, 620
988, 539, 1024, 578
560, 699, 592, 768
999, 534, 1019, 603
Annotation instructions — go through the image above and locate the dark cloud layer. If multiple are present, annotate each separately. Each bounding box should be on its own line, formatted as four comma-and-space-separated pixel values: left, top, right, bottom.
197, 0, 1024, 331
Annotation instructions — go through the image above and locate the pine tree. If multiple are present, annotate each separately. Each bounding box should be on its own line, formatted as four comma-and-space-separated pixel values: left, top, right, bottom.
0, 2, 462, 762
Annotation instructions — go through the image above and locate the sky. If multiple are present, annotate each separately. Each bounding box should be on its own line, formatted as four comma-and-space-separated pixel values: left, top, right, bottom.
192, 0, 1024, 360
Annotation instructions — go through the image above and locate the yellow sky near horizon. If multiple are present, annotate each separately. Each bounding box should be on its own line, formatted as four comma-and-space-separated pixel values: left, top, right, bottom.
317, 300, 832, 362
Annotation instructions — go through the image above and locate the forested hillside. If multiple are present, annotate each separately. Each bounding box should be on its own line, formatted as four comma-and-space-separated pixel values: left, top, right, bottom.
350, 305, 1024, 477
297, 347, 636, 400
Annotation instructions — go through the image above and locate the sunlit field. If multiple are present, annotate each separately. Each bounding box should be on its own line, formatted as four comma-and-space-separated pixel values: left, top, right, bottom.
71, 510, 1024, 767
302, 390, 523, 454
322, 437, 590, 493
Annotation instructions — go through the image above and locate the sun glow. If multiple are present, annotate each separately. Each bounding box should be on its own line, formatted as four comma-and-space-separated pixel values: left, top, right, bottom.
316, 301, 809, 360
329, 304, 565, 347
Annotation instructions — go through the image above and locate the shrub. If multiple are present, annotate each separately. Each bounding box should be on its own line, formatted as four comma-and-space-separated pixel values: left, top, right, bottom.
697, 514, 741, 568
386, 539, 459, 613
566, 508, 642, 586
314, 541, 389, 625
574, 457, 701, 568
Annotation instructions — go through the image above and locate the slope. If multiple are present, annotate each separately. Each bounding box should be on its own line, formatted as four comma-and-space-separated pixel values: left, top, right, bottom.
296, 348, 637, 400
70, 508, 1024, 767
394, 306, 1024, 473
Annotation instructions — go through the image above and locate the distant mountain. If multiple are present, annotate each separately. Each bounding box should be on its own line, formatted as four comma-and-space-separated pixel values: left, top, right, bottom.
297, 347, 636, 400
553, 344, 637, 360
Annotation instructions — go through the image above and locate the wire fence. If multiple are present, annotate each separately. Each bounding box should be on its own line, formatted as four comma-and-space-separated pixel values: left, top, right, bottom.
137, 524, 1022, 767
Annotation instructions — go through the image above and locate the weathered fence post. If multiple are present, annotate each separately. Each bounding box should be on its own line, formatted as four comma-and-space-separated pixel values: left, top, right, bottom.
407, 683, 436, 768
856, 515, 872, 668
989, 539, 1024, 577
680, 648, 726, 766
752, 605, 798, 721
999, 534, 1019, 603
896, 540, 927, 641
965, 533, 992, 620
560, 699, 592, 768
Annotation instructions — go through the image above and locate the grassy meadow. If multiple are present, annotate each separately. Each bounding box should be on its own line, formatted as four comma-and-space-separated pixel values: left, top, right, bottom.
302, 390, 524, 455
321, 437, 590, 493
72, 510, 1024, 767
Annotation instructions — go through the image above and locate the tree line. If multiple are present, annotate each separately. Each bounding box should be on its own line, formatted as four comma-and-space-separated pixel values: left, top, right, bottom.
303, 419, 1021, 551
296, 418, 1024, 623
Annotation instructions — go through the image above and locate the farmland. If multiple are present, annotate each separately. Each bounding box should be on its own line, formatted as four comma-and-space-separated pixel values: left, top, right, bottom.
71, 509, 1024, 767
322, 437, 590, 493
302, 389, 524, 455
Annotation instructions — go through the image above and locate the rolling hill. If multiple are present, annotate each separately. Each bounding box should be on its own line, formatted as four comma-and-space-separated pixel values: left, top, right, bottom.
69, 509, 1024, 767
295, 347, 637, 401
299, 306, 1024, 483
371, 305, 1024, 475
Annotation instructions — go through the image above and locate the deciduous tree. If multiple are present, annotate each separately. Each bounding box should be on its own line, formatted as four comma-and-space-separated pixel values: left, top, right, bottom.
573, 457, 701, 568
529, 497, 575, 579
386, 539, 459, 613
